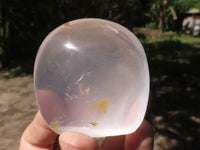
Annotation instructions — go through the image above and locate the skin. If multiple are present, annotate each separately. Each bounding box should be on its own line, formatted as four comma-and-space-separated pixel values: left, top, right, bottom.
20, 111, 153, 150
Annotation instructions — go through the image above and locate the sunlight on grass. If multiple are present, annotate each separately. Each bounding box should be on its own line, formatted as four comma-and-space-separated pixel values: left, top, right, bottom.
141, 35, 200, 45
141, 35, 200, 65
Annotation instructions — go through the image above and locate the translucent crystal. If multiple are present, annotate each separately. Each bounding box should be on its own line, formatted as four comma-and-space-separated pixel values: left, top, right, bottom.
34, 18, 149, 137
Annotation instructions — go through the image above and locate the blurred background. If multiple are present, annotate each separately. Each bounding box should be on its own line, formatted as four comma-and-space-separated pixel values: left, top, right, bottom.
0, 0, 200, 150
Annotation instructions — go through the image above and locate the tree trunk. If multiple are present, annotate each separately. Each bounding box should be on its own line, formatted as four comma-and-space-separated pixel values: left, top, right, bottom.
158, 0, 164, 29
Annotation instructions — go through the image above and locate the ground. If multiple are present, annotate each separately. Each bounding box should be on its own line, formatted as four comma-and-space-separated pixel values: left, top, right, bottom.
0, 67, 37, 150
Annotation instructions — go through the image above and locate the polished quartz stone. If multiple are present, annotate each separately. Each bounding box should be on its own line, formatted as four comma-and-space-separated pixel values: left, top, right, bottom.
34, 18, 149, 137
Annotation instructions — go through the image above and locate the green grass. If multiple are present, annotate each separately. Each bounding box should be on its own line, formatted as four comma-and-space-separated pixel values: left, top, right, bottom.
141, 35, 200, 149
141, 35, 200, 46
141, 36, 200, 64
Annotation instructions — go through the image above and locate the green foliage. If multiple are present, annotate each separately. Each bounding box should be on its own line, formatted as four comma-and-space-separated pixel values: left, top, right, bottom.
172, 0, 193, 13
145, 22, 157, 29
193, 0, 200, 8
146, 0, 200, 31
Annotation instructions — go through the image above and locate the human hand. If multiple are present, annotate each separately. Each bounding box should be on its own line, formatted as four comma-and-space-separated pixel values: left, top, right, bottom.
20, 111, 153, 150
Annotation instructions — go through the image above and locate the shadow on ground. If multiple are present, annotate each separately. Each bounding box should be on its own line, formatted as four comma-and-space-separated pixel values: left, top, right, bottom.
0, 58, 34, 79
143, 38, 200, 150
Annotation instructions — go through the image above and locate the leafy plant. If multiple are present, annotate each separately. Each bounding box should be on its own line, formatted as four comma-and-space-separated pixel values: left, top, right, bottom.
146, 0, 200, 31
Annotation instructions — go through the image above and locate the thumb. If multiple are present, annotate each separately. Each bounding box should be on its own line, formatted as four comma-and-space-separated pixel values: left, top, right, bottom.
59, 132, 100, 150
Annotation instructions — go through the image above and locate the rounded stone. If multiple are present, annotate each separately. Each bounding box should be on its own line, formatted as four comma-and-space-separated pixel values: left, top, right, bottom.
34, 18, 149, 137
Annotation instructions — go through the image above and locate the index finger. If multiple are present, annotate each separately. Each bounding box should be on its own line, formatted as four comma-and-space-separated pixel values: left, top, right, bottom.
19, 111, 58, 150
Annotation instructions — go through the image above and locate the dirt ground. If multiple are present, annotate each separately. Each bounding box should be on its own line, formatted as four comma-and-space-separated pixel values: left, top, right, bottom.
0, 67, 37, 150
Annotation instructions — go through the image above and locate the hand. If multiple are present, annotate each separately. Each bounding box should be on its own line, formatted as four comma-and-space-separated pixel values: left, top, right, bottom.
20, 111, 153, 150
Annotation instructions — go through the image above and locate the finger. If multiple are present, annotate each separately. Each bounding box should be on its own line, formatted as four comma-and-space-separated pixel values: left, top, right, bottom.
59, 132, 100, 150
125, 120, 154, 150
20, 111, 58, 150
100, 135, 125, 150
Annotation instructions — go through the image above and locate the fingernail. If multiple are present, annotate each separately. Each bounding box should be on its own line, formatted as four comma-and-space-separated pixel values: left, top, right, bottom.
60, 142, 83, 150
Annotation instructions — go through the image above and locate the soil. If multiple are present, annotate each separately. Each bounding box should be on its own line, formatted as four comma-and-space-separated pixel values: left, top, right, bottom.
0, 67, 37, 150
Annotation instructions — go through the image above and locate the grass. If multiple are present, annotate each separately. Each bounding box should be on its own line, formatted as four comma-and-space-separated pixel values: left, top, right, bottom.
141, 35, 200, 43
0, 47, 2, 54
142, 35, 200, 66
141, 35, 200, 149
